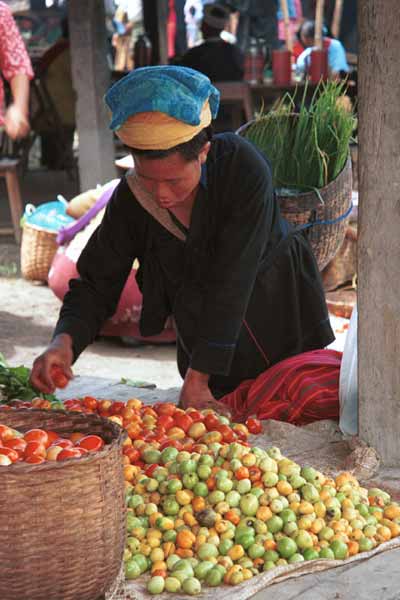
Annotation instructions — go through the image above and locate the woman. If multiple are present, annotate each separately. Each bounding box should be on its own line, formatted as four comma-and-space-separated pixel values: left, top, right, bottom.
30, 66, 334, 413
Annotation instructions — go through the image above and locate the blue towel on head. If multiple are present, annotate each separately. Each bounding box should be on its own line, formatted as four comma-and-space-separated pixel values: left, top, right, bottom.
105, 66, 220, 131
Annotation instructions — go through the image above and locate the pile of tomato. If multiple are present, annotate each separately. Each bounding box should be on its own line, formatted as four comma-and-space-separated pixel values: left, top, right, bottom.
0, 423, 105, 465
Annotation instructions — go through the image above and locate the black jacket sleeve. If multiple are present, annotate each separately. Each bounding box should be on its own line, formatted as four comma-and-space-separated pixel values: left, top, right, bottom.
190, 137, 275, 375
53, 178, 146, 361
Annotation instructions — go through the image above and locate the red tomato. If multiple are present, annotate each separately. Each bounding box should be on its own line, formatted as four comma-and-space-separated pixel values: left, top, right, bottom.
51, 438, 74, 449
154, 403, 176, 417
50, 365, 69, 389
46, 431, 61, 447
235, 466, 250, 480
24, 441, 46, 459
159, 439, 183, 451
0, 446, 19, 462
249, 466, 262, 482
24, 429, 48, 447
57, 447, 83, 461
157, 415, 174, 430
123, 447, 140, 463
0, 424, 14, 442
82, 396, 98, 411
245, 417, 263, 435
185, 409, 204, 423
217, 425, 236, 443
25, 455, 45, 464
3, 438, 27, 454
144, 464, 159, 477
110, 401, 126, 416
78, 435, 105, 452
173, 413, 193, 433
204, 414, 220, 431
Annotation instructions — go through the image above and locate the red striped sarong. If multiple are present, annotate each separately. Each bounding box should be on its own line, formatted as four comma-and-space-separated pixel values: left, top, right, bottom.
221, 349, 342, 425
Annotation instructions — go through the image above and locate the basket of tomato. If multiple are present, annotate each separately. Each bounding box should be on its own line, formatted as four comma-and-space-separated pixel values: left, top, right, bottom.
0, 408, 126, 600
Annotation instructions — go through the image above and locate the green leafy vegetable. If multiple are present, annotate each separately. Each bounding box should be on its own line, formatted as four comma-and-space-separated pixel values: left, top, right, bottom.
0, 353, 57, 403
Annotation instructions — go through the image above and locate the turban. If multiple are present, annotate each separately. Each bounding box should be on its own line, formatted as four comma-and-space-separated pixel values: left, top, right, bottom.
105, 66, 220, 150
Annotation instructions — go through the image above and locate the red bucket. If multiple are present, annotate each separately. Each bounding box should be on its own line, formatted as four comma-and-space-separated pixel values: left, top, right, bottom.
272, 49, 292, 85
309, 49, 329, 83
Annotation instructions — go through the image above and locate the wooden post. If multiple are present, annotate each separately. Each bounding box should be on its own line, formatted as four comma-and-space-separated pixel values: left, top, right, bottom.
331, 0, 343, 39
143, 0, 168, 65
157, 0, 168, 64
358, 0, 400, 466
68, 0, 116, 191
280, 0, 293, 53
314, 0, 325, 50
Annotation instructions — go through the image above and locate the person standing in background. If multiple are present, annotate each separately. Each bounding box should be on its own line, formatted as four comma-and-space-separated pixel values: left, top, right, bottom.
112, 0, 143, 71
0, 1, 33, 141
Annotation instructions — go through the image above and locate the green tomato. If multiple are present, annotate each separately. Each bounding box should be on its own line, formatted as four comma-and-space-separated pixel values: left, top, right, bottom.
300, 466, 318, 482
356, 503, 370, 518
163, 529, 177, 542
147, 576, 165, 595
215, 456, 225, 467
277, 536, 298, 559
126, 513, 141, 531
194, 560, 215, 580
262, 471, 279, 487
166, 554, 181, 570
123, 548, 132, 562
208, 490, 225, 505
205, 567, 223, 587
263, 549, 279, 563
161, 446, 179, 464
284, 522, 298, 536
125, 559, 141, 580
182, 577, 202, 595
280, 508, 297, 524
199, 454, 214, 466
301, 484, 320, 503
179, 460, 197, 474
236, 532, 255, 550
358, 536, 374, 552
318, 526, 334, 541
266, 516, 283, 534
217, 477, 233, 493
165, 576, 181, 593
330, 540, 349, 560
167, 478, 182, 494
182, 472, 199, 489
236, 478, 252, 494
230, 458, 242, 471
219, 539, 234, 555
288, 553, 305, 564
162, 497, 180, 516
197, 543, 219, 561
302, 548, 320, 561
215, 469, 229, 480
126, 537, 140, 554
142, 449, 161, 464
240, 493, 259, 516
132, 553, 148, 573
295, 531, 313, 550
197, 464, 212, 480
193, 481, 209, 497
248, 543, 265, 559
319, 547, 335, 559
153, 466, 168, 481
226, 490, 241, 507
250, 487, 264, 499
128, 494, 144, 509
263, 560, 276, 571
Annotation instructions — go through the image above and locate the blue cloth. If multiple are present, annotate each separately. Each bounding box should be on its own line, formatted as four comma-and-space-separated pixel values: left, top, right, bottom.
277, 0, 297, 20
296, 39, 350, 75
105, 66, 220, 131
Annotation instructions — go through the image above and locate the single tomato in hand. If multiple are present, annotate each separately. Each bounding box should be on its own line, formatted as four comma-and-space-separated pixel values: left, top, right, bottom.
51, 365, 69, 389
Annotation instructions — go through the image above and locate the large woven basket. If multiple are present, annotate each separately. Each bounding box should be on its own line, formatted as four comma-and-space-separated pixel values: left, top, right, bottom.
20, 223, 58, 282
276, 157, 353, 270
0, 408, 126, 600
237, 122, 353, 271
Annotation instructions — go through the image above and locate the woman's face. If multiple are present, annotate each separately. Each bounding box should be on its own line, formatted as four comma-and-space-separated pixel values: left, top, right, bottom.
133, 143, 210, 210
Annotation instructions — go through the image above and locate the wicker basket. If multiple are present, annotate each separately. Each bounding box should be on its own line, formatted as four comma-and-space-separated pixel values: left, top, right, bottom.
237, 122, 353, 271
20, 223, 58, 282
0, 408, 126, 600
276, 157, 353, 270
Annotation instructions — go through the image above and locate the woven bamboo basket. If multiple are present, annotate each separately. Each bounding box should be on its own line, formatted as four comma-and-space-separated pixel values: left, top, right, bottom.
276, 156, 353, 270
237, 122, 353, 271
0, 408, 126, 600
20, 223, 58, 282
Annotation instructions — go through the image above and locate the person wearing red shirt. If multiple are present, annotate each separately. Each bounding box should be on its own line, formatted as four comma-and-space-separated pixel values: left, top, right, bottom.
0, 1, 34, 140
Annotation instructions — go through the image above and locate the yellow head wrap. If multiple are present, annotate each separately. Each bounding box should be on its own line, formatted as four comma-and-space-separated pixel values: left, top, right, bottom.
115, 100, 212, 150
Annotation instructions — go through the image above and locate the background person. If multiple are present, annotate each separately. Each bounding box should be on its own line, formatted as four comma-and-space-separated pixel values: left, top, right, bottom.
0, 1, 33, 141
296, 19, 349, 78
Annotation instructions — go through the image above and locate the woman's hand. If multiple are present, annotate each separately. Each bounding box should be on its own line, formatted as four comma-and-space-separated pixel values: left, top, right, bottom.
4, 103, 30, 140
179, 368, 231, 417
30, 334, 74, 394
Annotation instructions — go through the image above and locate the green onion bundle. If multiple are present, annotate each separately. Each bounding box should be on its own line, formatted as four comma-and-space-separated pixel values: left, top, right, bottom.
244, 80, 356, 190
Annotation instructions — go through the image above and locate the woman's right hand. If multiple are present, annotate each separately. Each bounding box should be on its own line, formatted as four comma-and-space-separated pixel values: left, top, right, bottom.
30, 334, 74, 394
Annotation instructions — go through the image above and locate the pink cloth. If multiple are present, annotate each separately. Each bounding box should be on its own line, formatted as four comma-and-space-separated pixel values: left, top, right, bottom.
0, 1, 34, 124
278, 0, 303, 42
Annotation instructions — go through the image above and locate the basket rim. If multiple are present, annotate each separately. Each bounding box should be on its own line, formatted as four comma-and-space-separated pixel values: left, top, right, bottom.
0, 407, 127, 473
22, 223, 59, 235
